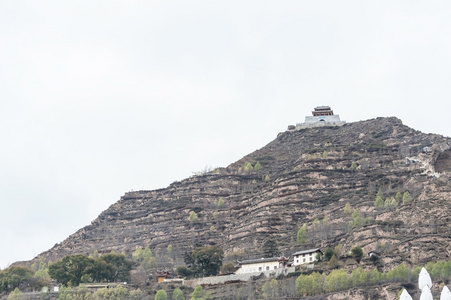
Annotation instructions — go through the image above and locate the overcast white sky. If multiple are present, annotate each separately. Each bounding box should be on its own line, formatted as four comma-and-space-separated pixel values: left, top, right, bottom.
1, 1, 451, 268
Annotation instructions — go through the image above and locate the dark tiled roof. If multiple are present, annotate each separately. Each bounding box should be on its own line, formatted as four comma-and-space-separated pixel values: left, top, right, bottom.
292, 248, 322, 256
238, 257, 279, 265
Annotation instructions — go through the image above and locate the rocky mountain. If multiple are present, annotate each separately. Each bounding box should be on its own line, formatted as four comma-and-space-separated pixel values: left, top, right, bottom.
34, 117, 451, 277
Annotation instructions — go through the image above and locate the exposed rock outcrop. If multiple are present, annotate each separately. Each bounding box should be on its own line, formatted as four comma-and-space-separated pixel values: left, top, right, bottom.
34, 117, 451, 274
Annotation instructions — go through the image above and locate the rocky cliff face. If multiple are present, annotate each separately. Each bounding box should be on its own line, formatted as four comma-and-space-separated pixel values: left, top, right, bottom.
36, 117, 451, 271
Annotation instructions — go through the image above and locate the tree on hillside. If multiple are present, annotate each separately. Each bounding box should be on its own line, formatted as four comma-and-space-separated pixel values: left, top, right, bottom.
220, 262, 236, 275
99, 252, 132, 282
184, 246, 224, 277
49, 253, 132, 286
191, 285, 204, 300
0, 266, 34, 293
343, 203, 352, 214
328, 255, 338, 269
351, 247, 363, 264
374, 195, 384, 209
244, 162, 253, 173
7, 288, 22, 300
155, 289, 167, 300
132, 247, 156, 270
402, 191, 412, 204
90, 258, 113, 283
217, 197, 224, 208
172, 288, 185, 300
189, 211, 198, 222
262, 278, 279, 299
297, 224, 307, 245
254, 161, 262, 172
49, 254, 95, 286
262, 240, 279, 258
324, 248, 334, 261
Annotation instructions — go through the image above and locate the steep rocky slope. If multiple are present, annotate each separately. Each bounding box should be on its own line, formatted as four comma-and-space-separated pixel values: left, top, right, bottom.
35, 117, 451, 274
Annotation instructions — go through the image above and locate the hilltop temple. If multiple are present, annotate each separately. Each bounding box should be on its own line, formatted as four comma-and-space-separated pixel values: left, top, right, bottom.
288, 106, 346, 130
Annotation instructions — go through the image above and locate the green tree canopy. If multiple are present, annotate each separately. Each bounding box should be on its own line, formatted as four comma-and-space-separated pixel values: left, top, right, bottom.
155, 289, 167, 300
7, 287, 22, 300
49, 254, 95, 286
262, 278, 279, 299
176, 266, 192, 278
254, 161, 262, 172
0, 266, 34, 293
184, 246, 224, 277
351, 247, 363, 263
297, 224, 307, 245
324, 248, 334, 261
374, 195, 384, 209
243, 162, 253, 173
132, 246, 155, 270
49, 253, 132, 286
172, 288, 185, 300
99, 252, 132, 282
189, 211, 198, 222
191, 285, 204, 300
402, 191, 412, 204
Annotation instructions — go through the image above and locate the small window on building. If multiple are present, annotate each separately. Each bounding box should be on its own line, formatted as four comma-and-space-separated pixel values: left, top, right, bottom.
266, 266, 269, 270
274, 266, 277, 270
259, 267, 262, 271
310, 257, 313, 261
296, 260, 299, 263
303, 258, 306, 262
303, 254, 305, 257
309, 253, 312, 256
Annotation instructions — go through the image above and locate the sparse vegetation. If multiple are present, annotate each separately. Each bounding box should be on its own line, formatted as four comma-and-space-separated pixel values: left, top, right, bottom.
343, 203, 352, 214
8, 118, 451, 299
254, 161, 262, 172
189, 211, 198, 222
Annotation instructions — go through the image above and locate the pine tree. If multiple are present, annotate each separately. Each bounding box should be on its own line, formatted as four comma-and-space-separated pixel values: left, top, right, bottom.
374, 195, 384, 209
189, 211, 198, 222
254, 161, 262, 172
402, 191, 412, 204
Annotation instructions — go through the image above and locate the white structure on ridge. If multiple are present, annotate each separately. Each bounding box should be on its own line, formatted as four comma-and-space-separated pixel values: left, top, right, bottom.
290, 106, 345, 130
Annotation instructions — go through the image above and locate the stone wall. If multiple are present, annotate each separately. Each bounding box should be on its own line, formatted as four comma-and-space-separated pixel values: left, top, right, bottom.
182, 267, 295, 288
